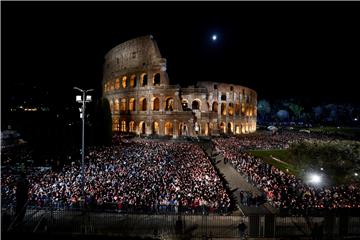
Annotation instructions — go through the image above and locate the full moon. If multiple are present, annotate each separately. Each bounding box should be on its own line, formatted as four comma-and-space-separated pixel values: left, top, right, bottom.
212, 34, 217, 41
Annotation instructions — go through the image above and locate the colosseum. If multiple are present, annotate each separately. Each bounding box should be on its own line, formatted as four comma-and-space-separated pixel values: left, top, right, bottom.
103, 35, 257, 138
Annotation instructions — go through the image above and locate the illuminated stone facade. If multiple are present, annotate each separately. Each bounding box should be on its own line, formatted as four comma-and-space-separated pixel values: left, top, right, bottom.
103, 35, 257, 137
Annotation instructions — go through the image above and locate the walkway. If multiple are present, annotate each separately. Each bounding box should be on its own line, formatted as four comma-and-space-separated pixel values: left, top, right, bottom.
199, 141, 278, 216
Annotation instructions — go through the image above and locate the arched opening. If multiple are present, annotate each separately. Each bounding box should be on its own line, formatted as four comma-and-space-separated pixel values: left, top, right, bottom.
139, 97, 147, 111
112, 118, 119, 131
120, 98, 127, 112
109, 100, 113, 114
153, 73, 161, 86
235, 103, 240, 115
115, 78, 120, 89
235, 125, 241, 134
129, 121, 136, 133
220, 122, 226, 134
114, 99, 120, 114
192, 100, 200, 110
181, 100, 189, 110
109, 82, 114, 91
221, 103, 226, 116
152, 97, 160, 111
228, 103, 234, 116
212, 102, 218, 112
165, 97, 174, 111
228, 122, 233, 134
221, 95, 226, 101
139, 121, 146, 134
165, 121, 173, 135
130, 74, 137, 88
129, 98, 136, 111
122, 76, 127, 89
241, 103, 246, 115
194, 122, 200, 134
152, 121, 159, 135
121, 120, 127, 132
141, 73, 148, 87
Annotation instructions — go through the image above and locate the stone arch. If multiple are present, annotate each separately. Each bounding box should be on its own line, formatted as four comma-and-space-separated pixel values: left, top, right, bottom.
140, 73, 148, 87
165, 97, 174, 111
228, 103, 234, 116
120, 98, 127, 112
120, 120, 127, 132
130, 74, 137, 88
112, 118, 119, 131
220, 122, 226, 134
227, 122, 233, 134
115, 78, 120, 89
114, 99, 120, 114
221, 103, 226, 116
139, 97, 147, 111
109, 81, 114, 91
153, 73, 161, 86
109, 100, 114, 114
152, 121, 159, 135
181, 99, 189, 110
129, 98, 136, 111
179, 123, 188, 136
165, 121, 173, 136
139, 121, 146, 134
129, 121, 136, 133
122, 76, 127, 89
192, 100, 200, 110
152, 97, 160, 111
212, 101, 218, 112
235, 103, 240, 115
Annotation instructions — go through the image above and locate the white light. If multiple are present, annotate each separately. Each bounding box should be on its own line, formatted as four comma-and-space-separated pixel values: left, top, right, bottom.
355, 173, 359, 177
80, 113, 83, 119
86, 95, 92, 101
355, 118, 358, 121
320, 168, 324, 171
76, 95, 82, 102
309, 174, 321, 184
212, 34, 217, 41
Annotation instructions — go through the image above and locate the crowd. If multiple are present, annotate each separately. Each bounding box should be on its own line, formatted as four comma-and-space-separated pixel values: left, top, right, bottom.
1, 141, 231, 214
214, 130, 334, 152
213, 132, 360, 211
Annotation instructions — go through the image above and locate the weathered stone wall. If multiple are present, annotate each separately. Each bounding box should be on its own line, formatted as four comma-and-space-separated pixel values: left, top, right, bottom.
103, 36, 257, 137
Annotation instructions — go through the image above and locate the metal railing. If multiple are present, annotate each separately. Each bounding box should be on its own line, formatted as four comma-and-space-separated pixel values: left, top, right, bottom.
3, 206, 360, 239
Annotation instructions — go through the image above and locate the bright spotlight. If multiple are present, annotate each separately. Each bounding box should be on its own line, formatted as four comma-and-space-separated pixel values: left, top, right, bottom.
212, 34, 217, 41
355, 173, 359, 177
309, 174, 321, 184
320, 168, 324, 171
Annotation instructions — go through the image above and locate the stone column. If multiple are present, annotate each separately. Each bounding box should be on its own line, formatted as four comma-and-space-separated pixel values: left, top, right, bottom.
173, 120, 178, 138
159, 119, 165, 136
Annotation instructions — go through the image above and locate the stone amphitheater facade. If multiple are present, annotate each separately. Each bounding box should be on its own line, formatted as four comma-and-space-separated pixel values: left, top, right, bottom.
103, 35, 257, 137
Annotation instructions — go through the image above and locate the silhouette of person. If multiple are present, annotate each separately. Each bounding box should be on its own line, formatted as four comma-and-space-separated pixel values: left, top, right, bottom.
238, 221, 247, 239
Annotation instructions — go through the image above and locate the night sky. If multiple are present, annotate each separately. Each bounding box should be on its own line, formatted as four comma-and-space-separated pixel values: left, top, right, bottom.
2, 2, 360, 106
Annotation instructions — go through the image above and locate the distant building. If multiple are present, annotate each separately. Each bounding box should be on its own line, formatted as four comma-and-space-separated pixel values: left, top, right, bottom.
102, 35, 257, 137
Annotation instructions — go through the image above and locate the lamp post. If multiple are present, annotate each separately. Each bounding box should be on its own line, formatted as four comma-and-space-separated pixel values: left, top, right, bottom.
74, 87, 93, 208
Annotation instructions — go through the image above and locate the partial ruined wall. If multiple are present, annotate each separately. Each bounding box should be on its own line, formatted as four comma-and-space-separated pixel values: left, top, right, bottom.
102, 36, 257, 137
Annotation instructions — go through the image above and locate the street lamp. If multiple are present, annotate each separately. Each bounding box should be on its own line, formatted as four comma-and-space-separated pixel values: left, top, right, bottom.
74, 87, 94, 208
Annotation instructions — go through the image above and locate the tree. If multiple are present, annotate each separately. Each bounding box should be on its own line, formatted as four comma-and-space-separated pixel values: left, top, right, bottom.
288, 103, 304, 122
257, 99, 271, 122
92, 98, 112, 146
276, 110, 289, 122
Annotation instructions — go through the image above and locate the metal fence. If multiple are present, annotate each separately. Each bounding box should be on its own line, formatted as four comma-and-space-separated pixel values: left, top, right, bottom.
2, 207, 360, 239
